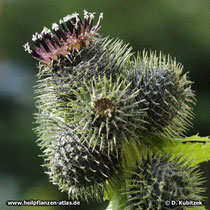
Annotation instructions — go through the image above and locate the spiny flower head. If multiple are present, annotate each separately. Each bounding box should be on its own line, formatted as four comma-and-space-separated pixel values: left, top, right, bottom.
44, 134, 120, 201
123, 153, 205, 210
68, 75, 147, 152
23, 10, 103, 65
123, 51, 195, 138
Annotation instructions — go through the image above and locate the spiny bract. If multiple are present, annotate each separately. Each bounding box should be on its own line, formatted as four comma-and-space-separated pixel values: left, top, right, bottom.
123, 154, 204, 210
44, 134, 120, 200
48, 37, 132, 102
69, 75, 147, 152
123, 51, 195, 138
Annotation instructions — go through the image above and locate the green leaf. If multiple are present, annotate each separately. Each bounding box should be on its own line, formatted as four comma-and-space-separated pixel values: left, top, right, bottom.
165, 136, 210, 166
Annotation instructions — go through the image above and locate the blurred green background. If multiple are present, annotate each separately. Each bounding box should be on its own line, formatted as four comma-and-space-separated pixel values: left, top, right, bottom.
0, 0, 209, 209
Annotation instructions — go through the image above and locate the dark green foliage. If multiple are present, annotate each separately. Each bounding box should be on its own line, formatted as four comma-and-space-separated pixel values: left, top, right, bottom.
124, 154, 204, 210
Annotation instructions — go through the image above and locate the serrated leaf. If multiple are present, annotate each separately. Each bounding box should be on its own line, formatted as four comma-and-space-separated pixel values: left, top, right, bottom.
162, 135, 210, 166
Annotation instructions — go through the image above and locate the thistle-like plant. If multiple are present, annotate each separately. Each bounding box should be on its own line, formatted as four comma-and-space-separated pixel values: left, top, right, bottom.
24, 10, 210, 209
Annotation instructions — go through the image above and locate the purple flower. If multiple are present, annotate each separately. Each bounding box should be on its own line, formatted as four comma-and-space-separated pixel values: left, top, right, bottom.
23, 11, 103, 65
